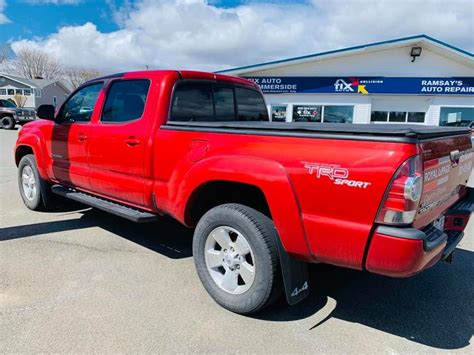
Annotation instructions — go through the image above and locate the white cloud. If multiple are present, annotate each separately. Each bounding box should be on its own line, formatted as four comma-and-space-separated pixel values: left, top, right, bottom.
9, 0, 474, 74
0, 0, 10, 24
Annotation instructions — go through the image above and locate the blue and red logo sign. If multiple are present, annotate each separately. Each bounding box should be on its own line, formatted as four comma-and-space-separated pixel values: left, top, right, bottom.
245, 77, 474, 95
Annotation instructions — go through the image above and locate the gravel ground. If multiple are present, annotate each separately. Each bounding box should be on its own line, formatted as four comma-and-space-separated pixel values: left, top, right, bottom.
1, 127, 473, 353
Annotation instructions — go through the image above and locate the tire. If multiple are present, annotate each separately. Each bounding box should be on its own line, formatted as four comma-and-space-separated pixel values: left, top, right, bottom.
193, 203, 281, 314
1, 116, 16, 130
18, 154, 54, 211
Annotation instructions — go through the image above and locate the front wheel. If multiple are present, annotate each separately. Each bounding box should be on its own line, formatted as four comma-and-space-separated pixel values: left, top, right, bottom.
1, 116, 16, 130
18, 154, 54, 211
193, 203, 281, 314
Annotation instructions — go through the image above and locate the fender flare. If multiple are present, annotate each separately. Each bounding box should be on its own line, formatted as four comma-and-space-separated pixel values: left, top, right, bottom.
15, 134, 49, 180
174, 155, 311, 258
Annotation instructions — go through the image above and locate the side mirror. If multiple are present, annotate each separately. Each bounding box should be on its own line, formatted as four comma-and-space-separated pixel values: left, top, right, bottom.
36, 104, 55, 121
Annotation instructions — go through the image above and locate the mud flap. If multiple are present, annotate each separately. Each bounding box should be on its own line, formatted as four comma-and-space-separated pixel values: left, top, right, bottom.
274, 236, 310, 305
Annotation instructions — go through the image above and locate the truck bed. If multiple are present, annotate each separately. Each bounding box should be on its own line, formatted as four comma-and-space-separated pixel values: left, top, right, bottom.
163, 121, 470, 142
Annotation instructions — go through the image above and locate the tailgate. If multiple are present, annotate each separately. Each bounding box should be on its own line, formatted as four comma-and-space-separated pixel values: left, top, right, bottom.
415, 134, 474, 229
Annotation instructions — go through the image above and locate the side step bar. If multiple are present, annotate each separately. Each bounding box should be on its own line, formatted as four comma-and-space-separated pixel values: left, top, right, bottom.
51, 185, 158, 223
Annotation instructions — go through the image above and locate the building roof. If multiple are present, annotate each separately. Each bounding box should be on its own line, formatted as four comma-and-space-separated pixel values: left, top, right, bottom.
216, 34, 474, 75
0, 73, 70, 92
0, 73, 35, 88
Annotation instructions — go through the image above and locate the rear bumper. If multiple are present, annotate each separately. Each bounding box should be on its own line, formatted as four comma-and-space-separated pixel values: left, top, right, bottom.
366, 187, 473, 277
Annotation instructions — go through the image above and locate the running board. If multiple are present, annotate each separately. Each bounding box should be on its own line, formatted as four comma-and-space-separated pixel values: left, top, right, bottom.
51, 185, 158, 223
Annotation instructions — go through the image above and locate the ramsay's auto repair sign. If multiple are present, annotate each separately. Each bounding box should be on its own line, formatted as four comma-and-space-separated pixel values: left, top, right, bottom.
245, 77, 474, 95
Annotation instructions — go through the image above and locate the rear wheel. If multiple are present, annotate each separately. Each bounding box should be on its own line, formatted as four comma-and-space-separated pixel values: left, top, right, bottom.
18, 154, 54, 211
193, 203, 281, 314
1, 116, 15, 130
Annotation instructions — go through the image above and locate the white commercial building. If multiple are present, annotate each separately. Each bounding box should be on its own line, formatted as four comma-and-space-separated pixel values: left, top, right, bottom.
218, 35, 473, 127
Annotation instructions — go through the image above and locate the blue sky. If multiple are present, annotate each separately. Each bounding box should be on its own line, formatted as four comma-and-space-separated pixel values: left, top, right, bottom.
0, 0, 119, 42
0, 0, 300, 43
1, 0, 472, 73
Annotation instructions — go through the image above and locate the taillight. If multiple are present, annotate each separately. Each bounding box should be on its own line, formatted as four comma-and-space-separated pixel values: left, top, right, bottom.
376, 155, 423, 225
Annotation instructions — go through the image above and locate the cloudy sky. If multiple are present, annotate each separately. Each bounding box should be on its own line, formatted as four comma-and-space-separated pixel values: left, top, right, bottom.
0, 0, 473, 74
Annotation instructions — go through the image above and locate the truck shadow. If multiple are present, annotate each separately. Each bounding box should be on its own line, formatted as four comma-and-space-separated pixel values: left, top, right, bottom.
0, 207, 193, 259
258, 251, 474, 350
1, 207, 472, 349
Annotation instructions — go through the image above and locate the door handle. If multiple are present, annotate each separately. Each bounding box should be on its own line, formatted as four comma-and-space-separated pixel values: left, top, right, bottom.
125, 136, 141, 146
77, 134, 88, 142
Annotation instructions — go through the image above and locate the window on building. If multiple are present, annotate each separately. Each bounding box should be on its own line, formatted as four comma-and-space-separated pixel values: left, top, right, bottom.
7, 89, 14, 95
35, 89, 41, 98
323, 106, 354, 123
371, 111, 425, 123
371, 111, 388, 122
214, 86, 235, 121
23, 89, 31, 96
0, 89, 6, 96
439, 107, 474, 128
52, 96, 57, 107
102, 79, 150, 123
293, 105, 322, 122
235, 87, 268, 121
389, 111, 406, 122
271, 105, 287, 122
292, 105, 354, 123
58, 82, 102, 123
407, 112, 425, 123
15, 89, 23, 95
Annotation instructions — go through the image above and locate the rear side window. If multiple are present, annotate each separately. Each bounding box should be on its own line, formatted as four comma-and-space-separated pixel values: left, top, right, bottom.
169, 81, 268, 122
170, 82, 213, 121
101, 79, 150, 123
235, 88, 268, 121
214, 86, 235, 121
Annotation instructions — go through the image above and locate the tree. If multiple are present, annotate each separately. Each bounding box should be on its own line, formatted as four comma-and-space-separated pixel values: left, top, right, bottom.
13, 47, 62, 79
63, 66, 101, 90
0, 44, 9, 65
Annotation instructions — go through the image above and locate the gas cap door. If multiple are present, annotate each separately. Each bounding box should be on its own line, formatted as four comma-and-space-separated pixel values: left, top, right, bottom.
188, 139, 209, 162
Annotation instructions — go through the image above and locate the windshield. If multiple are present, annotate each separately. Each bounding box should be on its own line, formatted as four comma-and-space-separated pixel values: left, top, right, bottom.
0, 99, 17, 108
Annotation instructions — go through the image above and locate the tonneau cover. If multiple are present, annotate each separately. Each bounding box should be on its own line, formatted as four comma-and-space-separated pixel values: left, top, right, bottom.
165, 121, 470, 140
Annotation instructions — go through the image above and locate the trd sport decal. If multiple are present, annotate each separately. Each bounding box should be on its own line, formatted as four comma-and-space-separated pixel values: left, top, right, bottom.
303, 162, 371, 189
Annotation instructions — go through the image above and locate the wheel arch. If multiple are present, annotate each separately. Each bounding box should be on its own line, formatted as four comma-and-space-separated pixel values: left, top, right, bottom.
175, 155, 312, 259
14, 135, 49, 181
15, 145, 34, 166
185, 180, 271, 226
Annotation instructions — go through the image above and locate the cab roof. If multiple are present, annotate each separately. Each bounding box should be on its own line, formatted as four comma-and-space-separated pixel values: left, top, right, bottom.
89, 70, 257, 89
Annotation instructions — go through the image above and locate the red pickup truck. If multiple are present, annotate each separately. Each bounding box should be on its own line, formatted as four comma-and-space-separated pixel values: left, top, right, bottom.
15, 70, 474, 314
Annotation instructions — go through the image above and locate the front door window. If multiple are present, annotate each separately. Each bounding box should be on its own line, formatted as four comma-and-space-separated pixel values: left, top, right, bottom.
57, 83, 102, 123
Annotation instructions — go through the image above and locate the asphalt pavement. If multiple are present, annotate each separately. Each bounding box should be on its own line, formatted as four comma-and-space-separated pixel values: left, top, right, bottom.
1, 127, 473, 353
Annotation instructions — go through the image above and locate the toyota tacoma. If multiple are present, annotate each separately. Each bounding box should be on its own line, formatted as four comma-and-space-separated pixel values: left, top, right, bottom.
15, 70, 474, 314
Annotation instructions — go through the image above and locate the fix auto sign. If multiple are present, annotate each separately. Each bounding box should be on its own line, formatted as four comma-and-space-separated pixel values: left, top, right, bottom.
244, 77, 474, 95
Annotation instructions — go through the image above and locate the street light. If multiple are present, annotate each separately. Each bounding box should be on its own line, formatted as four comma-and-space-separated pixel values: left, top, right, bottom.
410, 47, 422, 62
